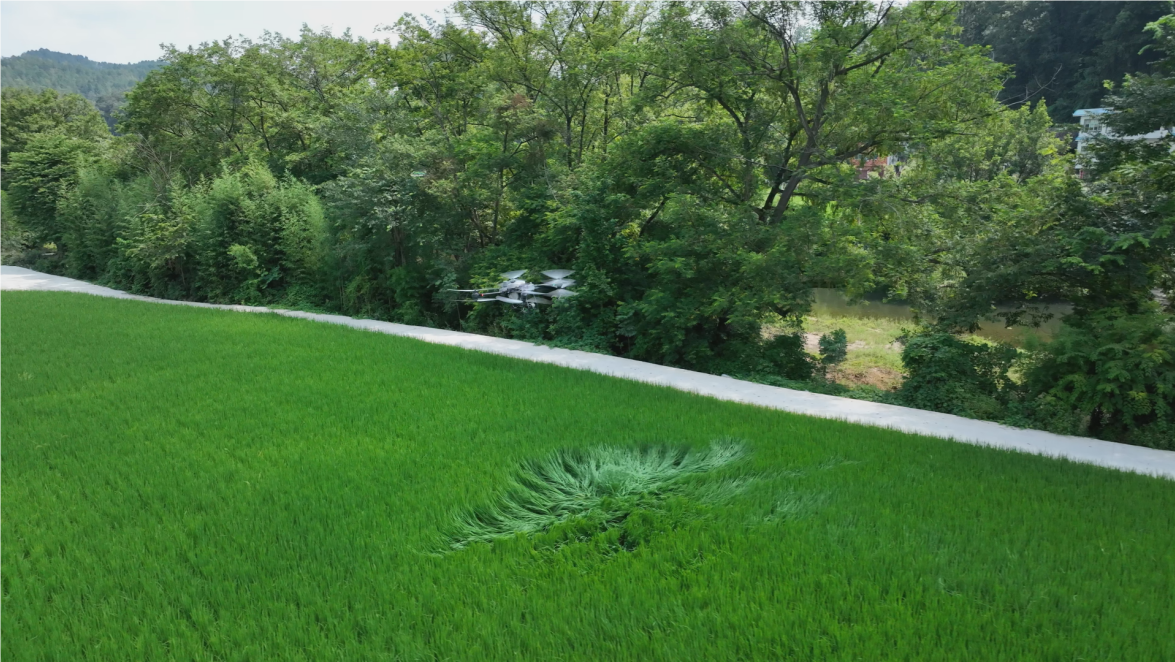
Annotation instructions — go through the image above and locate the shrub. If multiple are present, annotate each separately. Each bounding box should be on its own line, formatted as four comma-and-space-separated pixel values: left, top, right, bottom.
57, 166, 128, 279
818, 329, 848, 370
112, 177, 199, 299
898, 331, 1018, 420
764, 332, 818, 381
192, 161, 328, 303
1023, 308, 1175, 448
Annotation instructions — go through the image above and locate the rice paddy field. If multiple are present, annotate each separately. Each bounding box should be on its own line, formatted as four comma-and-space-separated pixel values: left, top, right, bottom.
3, 291, 1174, 661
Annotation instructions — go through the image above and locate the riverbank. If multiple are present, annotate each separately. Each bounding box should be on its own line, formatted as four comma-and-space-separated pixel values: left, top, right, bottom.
803, 314, 908, 391
798, 289, 1069, 393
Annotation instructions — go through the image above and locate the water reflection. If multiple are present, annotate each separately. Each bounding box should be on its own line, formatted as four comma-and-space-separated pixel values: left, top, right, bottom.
810, 289, 1070, 345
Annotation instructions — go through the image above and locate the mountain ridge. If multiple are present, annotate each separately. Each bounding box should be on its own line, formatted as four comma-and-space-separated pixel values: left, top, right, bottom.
2, 48, 162, 128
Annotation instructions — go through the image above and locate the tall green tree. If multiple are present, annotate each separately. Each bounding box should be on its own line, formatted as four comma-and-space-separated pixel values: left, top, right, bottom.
5, 133, 100, 245
121, 29, 373, 183
534, 1, 1007, 372
1, 88, 108, 183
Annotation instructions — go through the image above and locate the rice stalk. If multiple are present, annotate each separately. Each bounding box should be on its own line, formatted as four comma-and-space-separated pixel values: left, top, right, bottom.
447, 439, 746, 549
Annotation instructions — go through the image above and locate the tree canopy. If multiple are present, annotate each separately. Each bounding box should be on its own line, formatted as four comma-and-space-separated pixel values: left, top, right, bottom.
1, 88, 108, 182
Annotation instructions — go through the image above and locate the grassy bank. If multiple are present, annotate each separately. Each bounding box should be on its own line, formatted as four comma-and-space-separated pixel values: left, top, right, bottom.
803, 314, 909, 390
3, 292, 1173, 661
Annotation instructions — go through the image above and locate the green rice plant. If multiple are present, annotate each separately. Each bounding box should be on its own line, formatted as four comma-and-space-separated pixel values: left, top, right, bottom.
447, 440, 746, 550
3, 292, 1174, 662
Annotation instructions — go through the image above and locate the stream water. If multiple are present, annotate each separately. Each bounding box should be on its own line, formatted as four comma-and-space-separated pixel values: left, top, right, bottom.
809, 288, 1070, 345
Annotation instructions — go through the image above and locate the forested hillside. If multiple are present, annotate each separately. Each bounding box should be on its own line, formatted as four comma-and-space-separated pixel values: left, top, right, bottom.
958, 1, 1169, 119
1, 49, 160, 127
2, 2, 1172, 447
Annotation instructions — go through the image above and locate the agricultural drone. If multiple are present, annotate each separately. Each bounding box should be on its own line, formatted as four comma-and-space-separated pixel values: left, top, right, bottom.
449, 269, 577, 308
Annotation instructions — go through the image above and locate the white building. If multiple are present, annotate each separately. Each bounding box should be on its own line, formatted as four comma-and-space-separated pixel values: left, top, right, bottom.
1074, 107, 1173, 158
1073, 108, 1112, 157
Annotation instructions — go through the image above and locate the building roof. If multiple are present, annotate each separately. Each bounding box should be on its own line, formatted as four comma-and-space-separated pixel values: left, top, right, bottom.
1073, 108, 1112, 117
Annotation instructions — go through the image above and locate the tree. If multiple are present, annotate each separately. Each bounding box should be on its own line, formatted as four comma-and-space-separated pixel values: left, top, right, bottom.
120, 29, 374, 183
646, 1, 1004, 222
14, 2, 1167, 445
534, 1, 1007, 373
5, 133, 99, 245
877, 101, 1073, 323
1, 88, 107, 182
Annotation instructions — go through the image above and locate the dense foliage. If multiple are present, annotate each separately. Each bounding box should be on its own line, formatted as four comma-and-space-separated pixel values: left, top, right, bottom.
898, 332, 1017, 421
958, 1, 1169, 120
917, 11, 1175, 447
0, 88, 107, 175
2, 1, 1172, 447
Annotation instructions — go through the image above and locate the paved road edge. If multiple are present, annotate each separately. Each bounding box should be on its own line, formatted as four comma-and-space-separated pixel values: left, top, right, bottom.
5, 265, 1173, 480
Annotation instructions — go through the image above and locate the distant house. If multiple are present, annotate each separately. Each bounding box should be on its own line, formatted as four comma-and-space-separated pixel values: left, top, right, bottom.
1072, 108, 1113, 157
1073, 107, 1172, 174
855, 154, 903, 180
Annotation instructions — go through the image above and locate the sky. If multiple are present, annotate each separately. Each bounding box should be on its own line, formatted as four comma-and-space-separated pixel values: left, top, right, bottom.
1, 1, 452, 64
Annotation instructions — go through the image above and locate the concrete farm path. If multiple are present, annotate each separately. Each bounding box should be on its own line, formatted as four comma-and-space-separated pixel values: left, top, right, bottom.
4, 265, 1174, 480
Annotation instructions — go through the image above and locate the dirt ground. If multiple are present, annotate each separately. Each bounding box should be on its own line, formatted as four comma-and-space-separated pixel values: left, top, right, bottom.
778, 318, 910, 391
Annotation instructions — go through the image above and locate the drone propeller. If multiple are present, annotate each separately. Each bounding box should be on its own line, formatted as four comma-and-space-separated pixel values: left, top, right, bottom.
501, 270, 527, 279
495, 296, 525, 304
542, 269, 574, 279
545, 288, 577, 298
447, 288, 496, 293
540, 278, 576, 288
